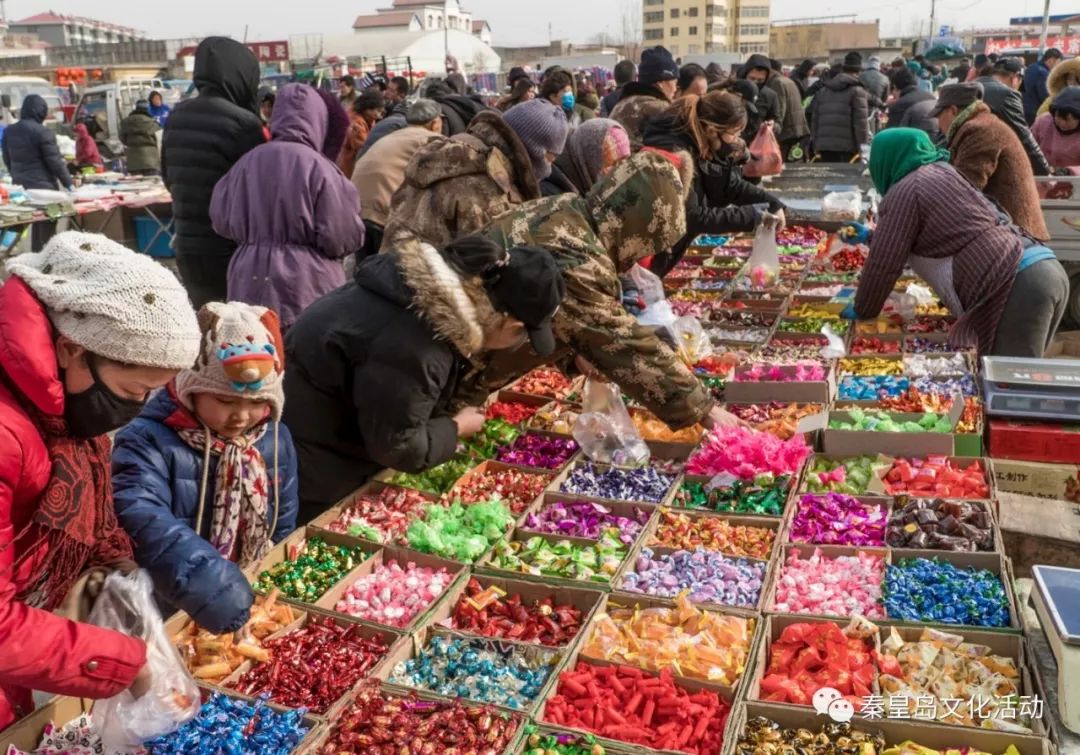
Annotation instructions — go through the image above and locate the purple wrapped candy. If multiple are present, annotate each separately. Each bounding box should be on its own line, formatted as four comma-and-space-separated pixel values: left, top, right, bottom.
618, 547, 766, 608
496, 434, 579, 470
560, 463, 675, 503
789, 493, 888, 546
521, 500, 650, 544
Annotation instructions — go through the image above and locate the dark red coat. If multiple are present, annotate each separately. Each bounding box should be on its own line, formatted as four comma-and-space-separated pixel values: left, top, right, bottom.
0, 277, 145, 732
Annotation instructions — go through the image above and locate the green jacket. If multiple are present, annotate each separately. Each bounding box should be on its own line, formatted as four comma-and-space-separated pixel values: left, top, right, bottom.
483, 150, 714, 429
120, 110, 161, 172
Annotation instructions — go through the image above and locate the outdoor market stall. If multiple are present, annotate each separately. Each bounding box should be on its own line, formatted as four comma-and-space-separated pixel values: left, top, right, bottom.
5, 221, 1076, 755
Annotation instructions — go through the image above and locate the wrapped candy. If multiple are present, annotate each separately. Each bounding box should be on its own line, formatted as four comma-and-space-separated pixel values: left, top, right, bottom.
757, 340, 828, 363
334, 560, 454, 627
488, 531, 628, 584
686, 425, 810, 479
734, 717, 886, 755
884, 558, 1010, 627
389, 635, 555, 710
778, 225, 828, 247
522, 500, 650, 544
582, 591, 755, 685
856, 317, 904, 335
391, 457, 476, 495
649, 509, 775, 559
727, 402, 824, 440
772, 548, 886, 618
630, 409, 705, 444
460, 419, 521, 459
906, 315, 955, 334
904, 354, 970, 378
799, 284, 846, 297
528, 403, 581, 435
839, 357, 904, 377
520, 728, 607, 755
887, 499, 994, 551
147, 693, 309, 754
543, 663, 730, 754
496, 434, 579, 470
10, 713, 108, 755
733, 362, 826, 382
620, 548, 767, 608
320, 679, 521, 754
882, 743, 1020, 755
828, 409, 953, 433
451, 577, 585, 645
788, 303, 843, 319
706, 325, 770, 343
838, 375, 910, 401
882, 457, 990, 499
560, 463, 675, 503
406, 500, 514, 563
757, 618, 879, 709
851, 336, 902, 355
675, 476, 790, 517
806, 456, 878, 495
486, 400, 540, 424
707, 310, 775, 328
905, 337, 954, 354
789, 494, 887, 546
778, 317, 849, 335
511, 368, 575, 399
253, 538, 368, 603
912, 374, 979, 398
324, 486, 433, 544
448, 467, 551, 514
876, 625, 1028, 730
821, 245, 868, 272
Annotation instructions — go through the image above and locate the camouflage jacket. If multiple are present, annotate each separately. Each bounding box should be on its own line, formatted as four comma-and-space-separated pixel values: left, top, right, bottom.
609, 83, 673, 152
483, 150, 714, 429
381, 111, 539, 250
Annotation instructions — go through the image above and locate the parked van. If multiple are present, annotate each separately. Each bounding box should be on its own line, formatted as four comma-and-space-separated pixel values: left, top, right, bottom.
0, 76, 64, 125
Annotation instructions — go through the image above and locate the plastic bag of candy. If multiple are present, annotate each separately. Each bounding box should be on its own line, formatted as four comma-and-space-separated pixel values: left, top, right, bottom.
572, 379, 650, 467
88, 570, 200, 749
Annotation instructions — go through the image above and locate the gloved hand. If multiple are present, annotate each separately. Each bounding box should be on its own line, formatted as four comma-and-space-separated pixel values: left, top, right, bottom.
840, 302, 859, 320
839, 222, 870, 244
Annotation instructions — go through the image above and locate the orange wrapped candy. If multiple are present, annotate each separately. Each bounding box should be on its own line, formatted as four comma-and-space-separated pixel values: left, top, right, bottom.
631, 409, 705, 444
649, 509, 776, 560
581, 591, 754, 686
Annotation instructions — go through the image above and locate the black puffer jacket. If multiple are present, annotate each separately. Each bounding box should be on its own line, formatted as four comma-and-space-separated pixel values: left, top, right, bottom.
1, 95, 71, 190
886, 85, 935, 129
283, 238, 498, 511
642, 116, 783, 275
975, 76, 1052, 176
810, 73, 870, 155
162, 37, 265, 261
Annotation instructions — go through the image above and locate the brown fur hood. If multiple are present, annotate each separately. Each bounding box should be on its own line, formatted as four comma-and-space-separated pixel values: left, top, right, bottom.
1049, 57, 1080, 96
391, 236, 502, 359
403, 111, 540, 201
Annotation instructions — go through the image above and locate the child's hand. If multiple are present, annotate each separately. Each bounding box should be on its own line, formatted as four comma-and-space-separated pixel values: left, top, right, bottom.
453, 407, 486, 437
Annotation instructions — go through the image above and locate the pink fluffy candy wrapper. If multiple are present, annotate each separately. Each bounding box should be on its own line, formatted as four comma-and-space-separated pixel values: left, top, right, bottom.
686, 425, 811, 479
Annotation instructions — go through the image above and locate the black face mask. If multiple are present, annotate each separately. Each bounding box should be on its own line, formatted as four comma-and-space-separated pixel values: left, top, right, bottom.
64, 357, 147, 438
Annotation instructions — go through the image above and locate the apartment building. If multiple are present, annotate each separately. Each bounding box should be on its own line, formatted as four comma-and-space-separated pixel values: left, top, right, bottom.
643, 0, 770, 57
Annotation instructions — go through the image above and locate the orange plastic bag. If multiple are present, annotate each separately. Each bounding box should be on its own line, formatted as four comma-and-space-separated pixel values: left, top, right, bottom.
742, 123, 783, 178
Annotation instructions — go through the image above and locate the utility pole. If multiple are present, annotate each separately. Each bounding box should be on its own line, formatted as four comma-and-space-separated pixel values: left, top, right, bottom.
1039, 0, 1052, 54
928, 0, 936, 45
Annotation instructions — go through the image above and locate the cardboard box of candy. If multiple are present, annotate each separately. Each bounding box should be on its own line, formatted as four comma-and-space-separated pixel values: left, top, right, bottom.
524, 400, 580, 437
307, 480, 440, 546
724, 363, 836, 405
578, 591, 761, 698
721, 402, 828, 443
475, 526, 638, 590
518, 492, 659, 547
375, 623, 568, 718
628, 406, 707, 460
729, 701, 1052, 755
422, 572, 605, 652
314, 543, 469, 633
822, 408, 963, 458
764, 544, 1021, 632
991, 458, 1080, 502
514, 725, 646, 754
673, 474, 797, 521
216, 608, 406, 720
802, 455, 993, 501
501, 368, 584, 404
639, 507, 782, 565
547, 460, 682, 508
446, 460, 555, 517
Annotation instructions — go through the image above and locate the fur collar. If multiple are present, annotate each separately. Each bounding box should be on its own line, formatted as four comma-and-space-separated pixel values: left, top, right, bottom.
948, 101, 989, 144
392, 236, 500, 359
464, 111, 541, 201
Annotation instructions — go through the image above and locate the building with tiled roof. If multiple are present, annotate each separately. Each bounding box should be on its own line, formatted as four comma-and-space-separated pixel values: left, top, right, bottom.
352, 0, 490, 43
8, 11, 144, 48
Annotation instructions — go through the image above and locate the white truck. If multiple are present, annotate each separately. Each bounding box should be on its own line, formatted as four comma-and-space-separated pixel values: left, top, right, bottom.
1037, 177, 1080, 327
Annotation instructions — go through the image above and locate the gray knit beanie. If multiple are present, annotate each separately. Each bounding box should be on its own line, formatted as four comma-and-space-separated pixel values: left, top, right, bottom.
406, 98, 441, 125
8, 232, 201, 370
502, 99, 569, 181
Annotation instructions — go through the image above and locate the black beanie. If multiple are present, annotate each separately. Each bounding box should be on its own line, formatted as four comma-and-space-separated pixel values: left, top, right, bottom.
843, 51, 863, 71
640, 46, 679, 86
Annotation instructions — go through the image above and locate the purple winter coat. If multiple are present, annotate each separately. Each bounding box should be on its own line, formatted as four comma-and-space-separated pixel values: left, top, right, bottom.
212, 84, 365, 328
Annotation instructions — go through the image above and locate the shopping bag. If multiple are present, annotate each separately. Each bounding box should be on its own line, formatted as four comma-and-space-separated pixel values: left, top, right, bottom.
742, 123, 783, 178
746, 212, 782, 288
88, 570, 200, 750
572, 379, 651, 468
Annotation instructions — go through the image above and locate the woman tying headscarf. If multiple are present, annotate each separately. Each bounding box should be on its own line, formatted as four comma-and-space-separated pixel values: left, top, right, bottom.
841, 128, 1069, 357
540, 118, 631, 196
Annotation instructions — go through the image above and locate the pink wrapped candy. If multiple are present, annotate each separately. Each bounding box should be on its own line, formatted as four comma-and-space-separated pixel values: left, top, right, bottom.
789, 494, 887, 546
335, 560, 454, 627
772, 548, 885, 618
686, 426, 810, 480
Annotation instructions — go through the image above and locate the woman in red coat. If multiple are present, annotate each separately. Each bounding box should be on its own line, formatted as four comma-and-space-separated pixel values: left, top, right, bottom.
0, 232, 200, 731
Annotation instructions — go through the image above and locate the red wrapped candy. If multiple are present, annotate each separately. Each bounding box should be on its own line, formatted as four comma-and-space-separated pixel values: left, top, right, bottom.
486, 401, 540, 424
451, 577, 584, 646
883, 456, 989, 499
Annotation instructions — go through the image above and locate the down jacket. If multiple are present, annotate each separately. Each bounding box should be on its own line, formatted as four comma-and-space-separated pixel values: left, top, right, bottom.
743, 55, 808, 142
212, 84, 366, 330
1, 95, 72, 190
283, 238, 504, 515
810, 73, 870, 156
119, 106, 161, 173
112, 389, 298, 634
0, 277, 145, 732
380, 111, 539, 250
887, 85, 935, 128
162, 37, 265, 265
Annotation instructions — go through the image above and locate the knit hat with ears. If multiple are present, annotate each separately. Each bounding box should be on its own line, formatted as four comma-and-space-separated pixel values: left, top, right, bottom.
502, 98, 569, 181
7, 231, 200, 369
175, 302, 286, 420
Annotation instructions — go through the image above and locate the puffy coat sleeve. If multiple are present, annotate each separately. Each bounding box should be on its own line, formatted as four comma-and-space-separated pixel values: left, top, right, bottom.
352, 328, 460, 473
1, 129, 10, 173
269, 421, 299, 543
112, 423, 253, 634
312, 172, 365, 260
853, 90, 870, 147
1006, 94, 1052, 176
0, 425, 145, 699
37, 128, 72, 190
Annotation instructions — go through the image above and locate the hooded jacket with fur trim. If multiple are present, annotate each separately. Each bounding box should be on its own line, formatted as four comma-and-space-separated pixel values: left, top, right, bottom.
282, 238, 502, 514
380, 111, 540, 250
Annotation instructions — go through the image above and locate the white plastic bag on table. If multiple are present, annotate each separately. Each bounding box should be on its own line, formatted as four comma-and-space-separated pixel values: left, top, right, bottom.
820, 323, 847, 359
572, 379, 650, 467
821, 190, 862, 221
747, 213, 781, 288
636, 300, 677, 329
89, 570, 200, 750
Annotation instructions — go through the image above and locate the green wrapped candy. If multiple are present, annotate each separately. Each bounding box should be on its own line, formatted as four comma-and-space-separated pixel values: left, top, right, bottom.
489, 531, 627, 583
406, 500, 514, 562
391, 457, 476, 494
676, 474, 790, 516
253, 537, 367, 603
460, 419, 522, 459
828, 410, 952, 433
807, 456, 877, 495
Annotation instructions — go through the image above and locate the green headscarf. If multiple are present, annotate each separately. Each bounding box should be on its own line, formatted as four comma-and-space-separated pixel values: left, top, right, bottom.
869, 128, 950, 196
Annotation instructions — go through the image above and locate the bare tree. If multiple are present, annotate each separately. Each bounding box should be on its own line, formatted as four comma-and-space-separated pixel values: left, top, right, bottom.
619, 0, 643, 61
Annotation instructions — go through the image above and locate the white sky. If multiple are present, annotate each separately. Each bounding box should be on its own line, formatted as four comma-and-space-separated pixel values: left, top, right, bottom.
4, 0, 1060, 47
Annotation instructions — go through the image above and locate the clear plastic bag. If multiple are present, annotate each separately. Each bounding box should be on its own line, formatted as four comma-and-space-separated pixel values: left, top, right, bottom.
820, 323, 848, 359
572, 379, 651, 468
747, 213, 781, 288
821, 190, 863, 221
668, 316, 713, 366
628, 264, 666, 308
89, 570, 200, 750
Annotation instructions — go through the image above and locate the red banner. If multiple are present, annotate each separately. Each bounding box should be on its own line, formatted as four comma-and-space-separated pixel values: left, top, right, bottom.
246, 40, 290, 62
985, 35, 1080, 55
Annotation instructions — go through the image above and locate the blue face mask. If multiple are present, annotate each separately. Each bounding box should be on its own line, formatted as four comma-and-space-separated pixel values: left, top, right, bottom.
561, 91, 576, 111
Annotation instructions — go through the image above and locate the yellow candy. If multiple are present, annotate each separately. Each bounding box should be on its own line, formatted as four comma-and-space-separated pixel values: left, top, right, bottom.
839, 357, 904, 376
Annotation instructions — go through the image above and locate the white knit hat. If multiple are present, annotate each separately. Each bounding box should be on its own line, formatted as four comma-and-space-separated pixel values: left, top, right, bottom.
174, 302, 286, 420
8, 232, 200, 370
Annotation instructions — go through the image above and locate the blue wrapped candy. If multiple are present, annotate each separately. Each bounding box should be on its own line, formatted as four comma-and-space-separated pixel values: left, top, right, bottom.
884, 557, 1010, 628
560, 463, 675, 503
838, 375, 909, 401
145, 693, 308, 754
